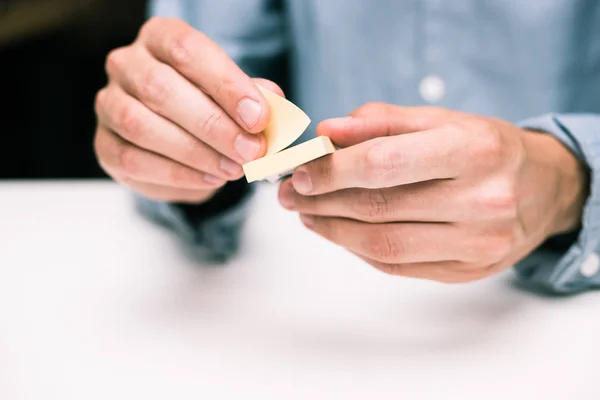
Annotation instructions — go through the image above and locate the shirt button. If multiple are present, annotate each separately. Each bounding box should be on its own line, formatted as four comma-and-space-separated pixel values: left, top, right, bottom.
419, 75, 445, 103
580, 252, 600, 278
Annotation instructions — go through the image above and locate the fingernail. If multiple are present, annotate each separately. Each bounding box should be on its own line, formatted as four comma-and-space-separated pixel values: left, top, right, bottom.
293, 169, 312, 194
279, 183, 295, 209
204, 173, 224, 185
235, 133, 261, 163
325, 116, 354, 128
220, 156, 242, 176
301, 214, 315, 229
237, 98, 262, 129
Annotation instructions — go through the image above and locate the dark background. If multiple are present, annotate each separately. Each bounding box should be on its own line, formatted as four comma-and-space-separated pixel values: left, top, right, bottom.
0, 0, 147, 179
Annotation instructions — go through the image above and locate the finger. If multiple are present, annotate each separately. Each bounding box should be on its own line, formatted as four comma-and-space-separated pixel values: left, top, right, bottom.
317, 105, 462, 148
96, 85, 243, 181
139, 17, 272, 133
292, 123, 470, 195
115, 176, 216, 204
352, 253, 489, 283
105, 46, 266, 164
280, 179, 472, 223
299, 215, 474, 264
95, 125, 226, 190
283, 179, 518, 223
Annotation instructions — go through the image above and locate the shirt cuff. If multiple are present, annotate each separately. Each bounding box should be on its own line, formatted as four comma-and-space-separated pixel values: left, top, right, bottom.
135, 179, 254, 263
515, 113, 600, 294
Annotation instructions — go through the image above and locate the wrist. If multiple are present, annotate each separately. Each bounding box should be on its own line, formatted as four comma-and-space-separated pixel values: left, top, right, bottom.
523, 130, 589, 236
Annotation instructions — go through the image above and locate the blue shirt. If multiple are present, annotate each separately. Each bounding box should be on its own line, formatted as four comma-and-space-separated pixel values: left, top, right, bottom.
141, 0, 600, 294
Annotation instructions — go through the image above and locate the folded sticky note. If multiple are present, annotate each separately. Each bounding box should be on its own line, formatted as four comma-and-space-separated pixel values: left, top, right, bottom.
242, 86, 336, 183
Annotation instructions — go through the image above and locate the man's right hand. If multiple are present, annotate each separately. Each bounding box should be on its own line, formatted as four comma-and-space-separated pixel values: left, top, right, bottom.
94, 17, 281, 203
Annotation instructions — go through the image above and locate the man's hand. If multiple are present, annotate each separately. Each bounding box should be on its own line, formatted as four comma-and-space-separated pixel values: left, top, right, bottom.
278, 104, 588, 283
94, 17, 282, 203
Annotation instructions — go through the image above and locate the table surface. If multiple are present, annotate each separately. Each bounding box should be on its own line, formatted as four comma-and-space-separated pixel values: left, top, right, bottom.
1, 181, 599, 400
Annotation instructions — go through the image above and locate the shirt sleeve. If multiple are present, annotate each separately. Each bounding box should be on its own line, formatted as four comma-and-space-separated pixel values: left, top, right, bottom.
137, 0, 289, 262
135, 179, 254, 263
515, 113, 600, 294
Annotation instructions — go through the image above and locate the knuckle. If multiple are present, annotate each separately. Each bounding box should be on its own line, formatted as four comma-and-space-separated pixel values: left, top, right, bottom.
364, 141, 398, 185
167, 28, 196, 67
210, 74, 235, 100
140, 17, 162, 37
465, 119, 505, 162
197, 108, 225, 142
94, 88, 108, 115
185, 139, 207, 166
355, 189, 391, 221
366, 230, 403, 262
119, 145, 141, 176
105, 47, 127, 75
474, 183, 518, 220
118, 102, 145, 143
139, 65, 171, 109
169, 165, 187, 186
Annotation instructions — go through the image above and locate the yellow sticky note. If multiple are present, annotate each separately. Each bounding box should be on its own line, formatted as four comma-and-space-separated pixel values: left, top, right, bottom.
243, 136, 335, 183
242, 85, 334, 183
257, 85, 312, 156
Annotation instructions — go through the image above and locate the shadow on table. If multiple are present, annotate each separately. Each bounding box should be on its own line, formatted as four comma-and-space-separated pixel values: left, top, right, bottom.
138, 261, 582, 361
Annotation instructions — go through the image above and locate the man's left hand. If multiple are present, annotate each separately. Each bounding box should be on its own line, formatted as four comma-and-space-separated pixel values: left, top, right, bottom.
278, 104, 588, 283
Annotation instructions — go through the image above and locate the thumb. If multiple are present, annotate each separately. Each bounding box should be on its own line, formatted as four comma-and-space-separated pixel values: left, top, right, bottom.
317, 105, 462, 148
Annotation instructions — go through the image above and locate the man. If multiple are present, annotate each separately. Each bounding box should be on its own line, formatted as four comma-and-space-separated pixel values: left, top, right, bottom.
94, 0, 600, 294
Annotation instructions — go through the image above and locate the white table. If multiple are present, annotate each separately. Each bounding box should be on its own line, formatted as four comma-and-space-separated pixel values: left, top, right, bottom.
1, 181, 599, 399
